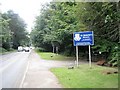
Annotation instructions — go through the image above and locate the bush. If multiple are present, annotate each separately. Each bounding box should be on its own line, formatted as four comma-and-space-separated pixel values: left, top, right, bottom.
108, 45, 119, 67
37, 47, 47, 52
9, 48, 15, 51
108, 53, 118, 67
0, 47, 7, 53
2, 42, 10, 50
62, 50, 72, 56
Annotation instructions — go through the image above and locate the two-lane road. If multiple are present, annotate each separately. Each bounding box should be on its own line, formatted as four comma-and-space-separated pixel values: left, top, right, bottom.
0, 51, 31, 88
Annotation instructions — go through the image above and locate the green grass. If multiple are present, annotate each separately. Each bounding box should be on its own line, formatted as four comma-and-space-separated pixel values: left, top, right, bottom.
51, 64, 118, 88
36, 51, 74, 61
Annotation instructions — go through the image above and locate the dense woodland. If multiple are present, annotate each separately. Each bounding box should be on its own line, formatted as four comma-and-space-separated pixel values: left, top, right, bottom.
31, 2, 120, 66
0, 10, 30, 51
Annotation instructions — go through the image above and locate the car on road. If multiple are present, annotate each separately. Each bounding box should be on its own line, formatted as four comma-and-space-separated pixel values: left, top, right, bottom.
18, 46, 23, 52
24, 47, 30, 52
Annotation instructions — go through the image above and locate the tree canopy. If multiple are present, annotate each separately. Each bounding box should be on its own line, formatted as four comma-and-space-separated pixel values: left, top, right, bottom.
1, 10, 30, 50
31, 2, 119, 66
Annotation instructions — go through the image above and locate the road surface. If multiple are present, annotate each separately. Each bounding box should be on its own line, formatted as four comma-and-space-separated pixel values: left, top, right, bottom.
22, 50, 88, 88
0, 50, 88, 88
0, 51, 31, 88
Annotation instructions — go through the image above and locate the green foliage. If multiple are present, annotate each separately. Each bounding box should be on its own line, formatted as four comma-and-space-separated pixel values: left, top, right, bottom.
31, 2, 119, 65
79, 2, 119, 65
108, 44, 120, 67
0, 12, 11, 50
0, 47, 7, 53
0, 47, 15, 54
36, 47, 47, 52
31, 2, 87, 54
1, 10, 29, 49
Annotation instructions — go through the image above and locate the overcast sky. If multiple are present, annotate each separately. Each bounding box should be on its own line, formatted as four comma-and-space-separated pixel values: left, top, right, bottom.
1, 0, 52, 33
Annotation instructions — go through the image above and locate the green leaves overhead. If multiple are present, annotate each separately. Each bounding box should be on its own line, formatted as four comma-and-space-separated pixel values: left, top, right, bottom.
31, 2, 86, 53
31, 1, 119, 63
1, 10, 29, 50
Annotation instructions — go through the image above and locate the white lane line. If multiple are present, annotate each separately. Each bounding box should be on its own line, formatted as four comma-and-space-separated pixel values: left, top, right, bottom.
19, 52, 31, 88
1, 51, 31, 88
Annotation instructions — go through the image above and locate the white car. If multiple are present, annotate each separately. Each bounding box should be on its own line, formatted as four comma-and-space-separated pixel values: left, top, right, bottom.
18, 46, 23, 52
24, 47, 30, 52
30, 46, 35, 49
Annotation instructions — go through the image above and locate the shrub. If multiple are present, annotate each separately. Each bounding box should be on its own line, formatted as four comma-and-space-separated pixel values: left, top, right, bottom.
37, 47, 47, 52
0, 47, 7, 53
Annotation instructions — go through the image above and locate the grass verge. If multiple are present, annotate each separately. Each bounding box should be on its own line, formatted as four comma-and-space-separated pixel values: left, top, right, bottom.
36, 50, 74, 61
51, 64, 118, 88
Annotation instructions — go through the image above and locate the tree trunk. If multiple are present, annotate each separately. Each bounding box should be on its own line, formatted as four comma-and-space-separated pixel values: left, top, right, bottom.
116, 2, 120, 43
53, 46, 55, 53
56, 46, 58, 54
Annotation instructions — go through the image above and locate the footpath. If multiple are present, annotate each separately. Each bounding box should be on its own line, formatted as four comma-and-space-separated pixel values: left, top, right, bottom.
21, 50, 62, 88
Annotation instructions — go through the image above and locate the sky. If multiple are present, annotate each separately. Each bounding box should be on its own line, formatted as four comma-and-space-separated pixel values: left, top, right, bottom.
0, 0, 52, 33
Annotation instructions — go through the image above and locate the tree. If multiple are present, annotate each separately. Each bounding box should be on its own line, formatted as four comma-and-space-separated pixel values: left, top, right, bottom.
31, 1, 119, 66
6, 10, 29, 49
76, 2, 119, 66
31, 2, 87, 55
0, 12, 11, 50
1, 10, 29, 50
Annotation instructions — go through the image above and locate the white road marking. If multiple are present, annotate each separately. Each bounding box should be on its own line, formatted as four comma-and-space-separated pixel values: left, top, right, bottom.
1, 51, 31, 88
19, 53, 31, 88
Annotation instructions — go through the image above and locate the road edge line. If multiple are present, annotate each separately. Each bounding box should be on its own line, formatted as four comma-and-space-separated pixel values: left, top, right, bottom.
19, 51, 31, 88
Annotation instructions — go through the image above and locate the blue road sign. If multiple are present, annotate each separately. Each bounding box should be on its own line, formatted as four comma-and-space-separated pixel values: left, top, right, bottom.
73, 31, 94, 46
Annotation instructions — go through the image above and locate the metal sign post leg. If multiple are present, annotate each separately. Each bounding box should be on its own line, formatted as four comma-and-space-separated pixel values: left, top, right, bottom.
76, 46, 79, 67
89, 45, 92, 68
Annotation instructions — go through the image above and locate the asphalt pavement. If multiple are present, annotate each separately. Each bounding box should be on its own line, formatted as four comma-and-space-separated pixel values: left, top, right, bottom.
22, 50, 62, 88
0, 51, 31, 88
22, 50, 87, 88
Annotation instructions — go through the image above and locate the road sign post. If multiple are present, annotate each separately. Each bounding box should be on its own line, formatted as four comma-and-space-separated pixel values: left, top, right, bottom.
76, 46, 79, 67
73, 31, 94, 68
89, 45, 92, 68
